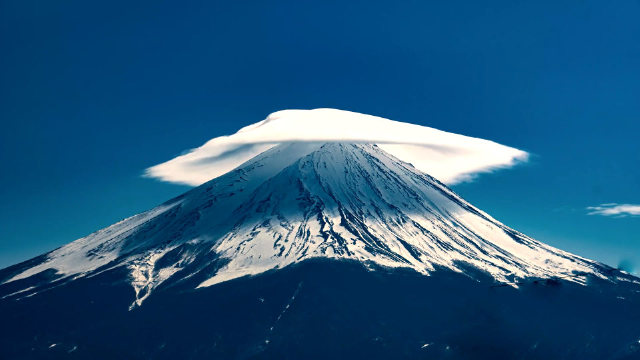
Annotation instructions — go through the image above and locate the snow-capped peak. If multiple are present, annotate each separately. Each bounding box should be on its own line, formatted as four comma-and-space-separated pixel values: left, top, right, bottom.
197, 142, 600, 287
2, 142, 617, 309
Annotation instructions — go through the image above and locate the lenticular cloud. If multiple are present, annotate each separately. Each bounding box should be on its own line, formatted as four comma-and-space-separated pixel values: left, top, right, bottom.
145, 108, 529, 186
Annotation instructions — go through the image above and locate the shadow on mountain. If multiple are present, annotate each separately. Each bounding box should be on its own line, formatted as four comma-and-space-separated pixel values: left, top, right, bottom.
1, 259, 640, 359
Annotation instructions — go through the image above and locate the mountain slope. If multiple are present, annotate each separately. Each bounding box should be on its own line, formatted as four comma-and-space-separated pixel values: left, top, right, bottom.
2, 141, 640, 359
200, 142, 607, 287
3, 259, 640, 359
0, 143, 631, 309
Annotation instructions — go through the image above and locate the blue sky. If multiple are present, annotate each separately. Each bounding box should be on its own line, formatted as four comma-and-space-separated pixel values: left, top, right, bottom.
0, 0, 638, 270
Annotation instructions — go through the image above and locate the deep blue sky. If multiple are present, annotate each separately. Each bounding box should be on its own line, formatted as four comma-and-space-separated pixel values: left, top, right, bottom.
1, 0, 638, 270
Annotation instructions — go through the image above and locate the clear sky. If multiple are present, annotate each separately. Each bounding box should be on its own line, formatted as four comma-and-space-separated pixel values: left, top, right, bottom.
0, 0, 638, 271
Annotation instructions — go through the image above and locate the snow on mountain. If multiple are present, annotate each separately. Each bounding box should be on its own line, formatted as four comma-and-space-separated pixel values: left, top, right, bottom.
196, 142, 600, 287
145, 108, 528, 186
1, 141, 620, 309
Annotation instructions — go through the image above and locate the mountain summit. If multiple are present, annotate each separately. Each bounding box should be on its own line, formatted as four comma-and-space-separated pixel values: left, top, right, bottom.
1, 139, 639, 359
1, 142, 614, 307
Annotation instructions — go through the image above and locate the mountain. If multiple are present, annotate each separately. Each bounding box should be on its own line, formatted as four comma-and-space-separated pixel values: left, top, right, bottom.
1, 142, 639, 359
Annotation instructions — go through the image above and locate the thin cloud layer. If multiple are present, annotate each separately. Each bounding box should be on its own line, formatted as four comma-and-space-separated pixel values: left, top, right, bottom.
145, 108, 529, 186
587, 203, 640, 217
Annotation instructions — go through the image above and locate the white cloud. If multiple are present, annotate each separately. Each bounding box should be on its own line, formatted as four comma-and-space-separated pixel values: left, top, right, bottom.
145, 108, 529, 186
586, 203, 640, 217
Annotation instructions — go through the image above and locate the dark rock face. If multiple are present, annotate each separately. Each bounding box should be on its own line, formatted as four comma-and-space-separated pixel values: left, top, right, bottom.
2, 259, 640, 360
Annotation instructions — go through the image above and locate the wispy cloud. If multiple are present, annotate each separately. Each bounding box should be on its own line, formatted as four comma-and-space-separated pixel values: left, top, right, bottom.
587, 203, 640, 217
145, 108, 529, 186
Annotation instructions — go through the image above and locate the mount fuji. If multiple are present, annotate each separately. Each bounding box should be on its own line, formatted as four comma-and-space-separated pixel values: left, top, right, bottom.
1, 112, 639, 359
